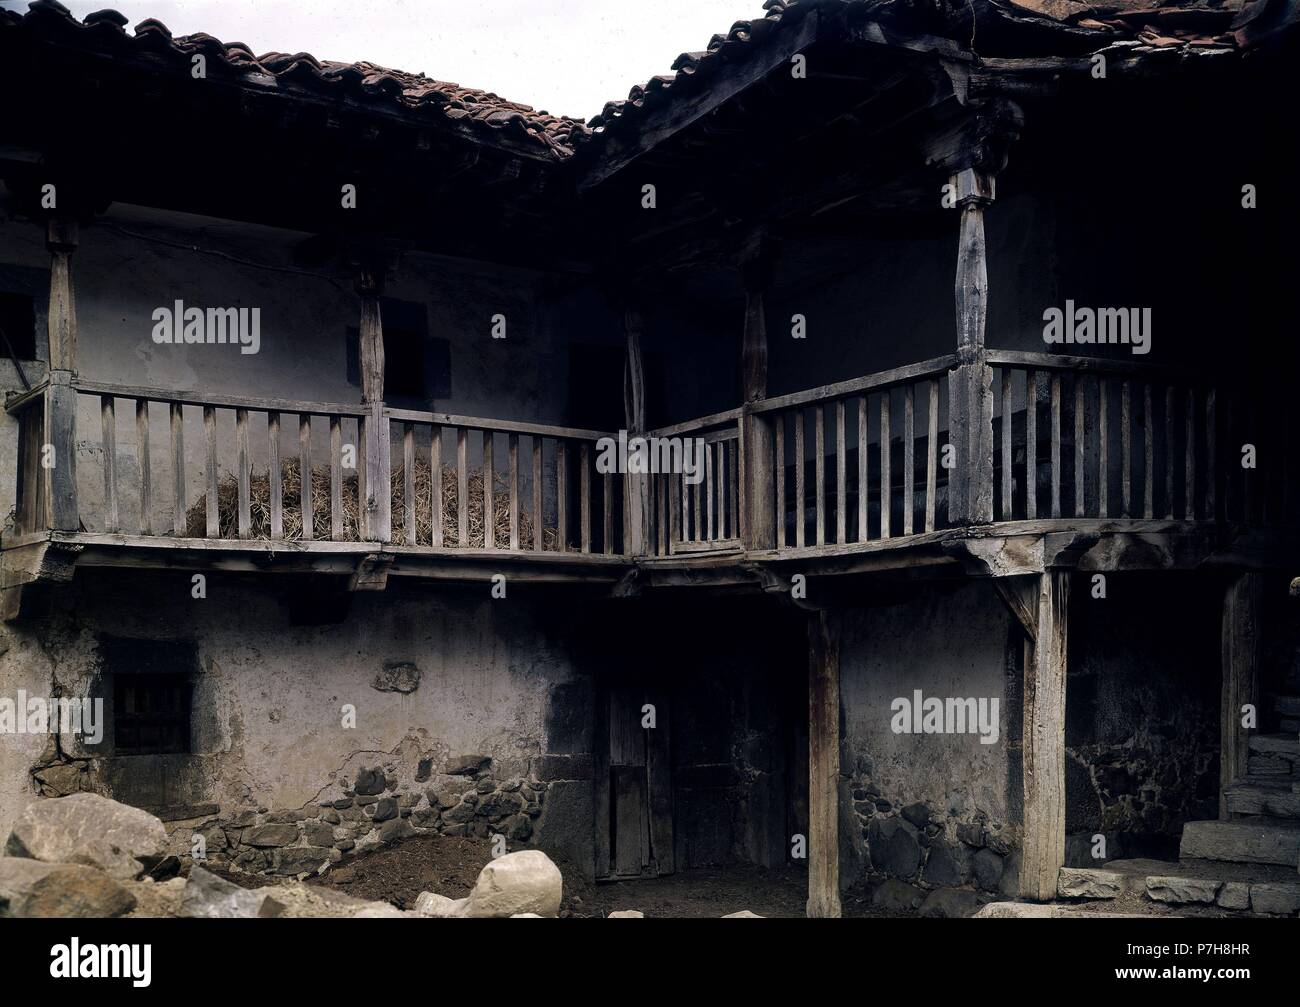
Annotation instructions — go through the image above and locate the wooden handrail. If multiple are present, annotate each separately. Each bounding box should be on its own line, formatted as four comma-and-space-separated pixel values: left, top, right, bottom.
750, 354, 957, 414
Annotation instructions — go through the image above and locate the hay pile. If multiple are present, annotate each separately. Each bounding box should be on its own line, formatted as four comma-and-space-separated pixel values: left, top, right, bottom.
185, 456, 557, 549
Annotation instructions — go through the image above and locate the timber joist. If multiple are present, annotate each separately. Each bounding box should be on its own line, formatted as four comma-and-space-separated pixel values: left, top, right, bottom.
1, 519, 1296, 620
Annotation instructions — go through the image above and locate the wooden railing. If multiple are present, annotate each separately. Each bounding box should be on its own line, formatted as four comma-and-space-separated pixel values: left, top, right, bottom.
6, 354, 1291, 564
749, 355, 956, 553
4, 380, 622, 556
982, 351, 1274, 527
644, 409, 744, 556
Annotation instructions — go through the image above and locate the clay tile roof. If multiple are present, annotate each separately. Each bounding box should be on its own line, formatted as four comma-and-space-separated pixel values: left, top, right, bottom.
2, 0, 590, 159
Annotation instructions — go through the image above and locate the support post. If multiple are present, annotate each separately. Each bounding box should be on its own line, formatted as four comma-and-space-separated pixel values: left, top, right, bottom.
741, 239, 775, 551
45, 216, 79, 531
948, 168, 996, 526
623, 307, 649, 556
1021, 569, 1069, 900
357, 262, 391, 543
1220, 572, 1261, 818
807, 608, 842, 918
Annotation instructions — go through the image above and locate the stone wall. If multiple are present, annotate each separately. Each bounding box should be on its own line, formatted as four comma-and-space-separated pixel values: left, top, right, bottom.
839, 581, 1021, 894
1064, 572, 1222, 864
0, 567, 604, 876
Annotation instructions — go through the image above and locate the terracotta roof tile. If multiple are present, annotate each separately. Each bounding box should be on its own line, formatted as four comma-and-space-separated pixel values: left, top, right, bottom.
1, 0, 590, 159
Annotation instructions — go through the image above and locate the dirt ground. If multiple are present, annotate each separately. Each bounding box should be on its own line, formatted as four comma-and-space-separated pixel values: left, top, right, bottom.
201, 835, 876, 918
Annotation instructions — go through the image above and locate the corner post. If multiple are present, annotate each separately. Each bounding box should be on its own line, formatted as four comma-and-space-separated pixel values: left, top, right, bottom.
1021, 569, 1069, 900
357, 261, 391, 543
45, 215, 80, 531
1220, 572, 1261, 817
948, 167, 995, 526
741, 236, 775, 551
807, 608, 842, 918
622, 307, 650, 557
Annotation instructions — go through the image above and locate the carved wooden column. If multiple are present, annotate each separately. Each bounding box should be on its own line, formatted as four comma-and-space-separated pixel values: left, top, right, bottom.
357, 262, 391, 543
948, 168, 996, 526
623, 307, 649, 556
45, 215, 79, 531
740, 238, 776, 551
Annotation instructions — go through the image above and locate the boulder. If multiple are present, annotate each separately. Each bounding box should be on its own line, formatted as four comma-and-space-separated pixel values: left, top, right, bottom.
868, 816, 921, 879
608, 909, 645, 918
5, 793, 167, 880
971, 848, 1005, 891
353, 902, 410, 918
178, 866, 284, 918
721, 910, 764, 918
0, 857, 136, 918
921, 841, 969, 887
870, 878, 923, 912
455, 850, 562, 918
413, 891, 462, 917
919, 887, 983, 918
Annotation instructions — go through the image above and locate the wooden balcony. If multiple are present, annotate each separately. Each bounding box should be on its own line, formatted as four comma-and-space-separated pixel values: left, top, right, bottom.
3, 350, 1295, 610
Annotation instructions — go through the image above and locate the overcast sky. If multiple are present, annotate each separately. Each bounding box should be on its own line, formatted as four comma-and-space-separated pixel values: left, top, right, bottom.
4, 0, 764, 119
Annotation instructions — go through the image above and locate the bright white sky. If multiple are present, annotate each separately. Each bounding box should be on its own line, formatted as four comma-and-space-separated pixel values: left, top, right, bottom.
6, 0, 764, 119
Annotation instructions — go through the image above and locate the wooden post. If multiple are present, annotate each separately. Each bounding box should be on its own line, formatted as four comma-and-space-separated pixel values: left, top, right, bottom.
45, 217, 79, 531
357, 263, 391, 543
1021, 570, 1069, 900
1220, 572, 1261, 818
741, 240, 775, 551
807, 608, 842, 918
949, 169, 995, 526
623, 307, 650, 556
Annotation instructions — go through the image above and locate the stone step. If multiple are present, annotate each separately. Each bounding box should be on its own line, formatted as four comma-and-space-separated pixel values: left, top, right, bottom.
1250, 733, 1299, 757
1223, 781, 1300, 818
1273, 695, 1300, 717
1179, 819, 1300, 867
1058, 860, 1300, 913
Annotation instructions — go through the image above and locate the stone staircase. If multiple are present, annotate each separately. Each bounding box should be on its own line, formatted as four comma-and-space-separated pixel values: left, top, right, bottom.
1058, 728, 1300, 915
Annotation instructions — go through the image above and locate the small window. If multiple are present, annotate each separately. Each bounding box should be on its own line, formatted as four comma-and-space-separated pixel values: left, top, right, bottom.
114, 674, 192, 756
0, 290, 36, 361
346, 297, 451, 405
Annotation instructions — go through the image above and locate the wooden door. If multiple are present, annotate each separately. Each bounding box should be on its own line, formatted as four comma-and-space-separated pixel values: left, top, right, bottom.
595, 682, 674, 879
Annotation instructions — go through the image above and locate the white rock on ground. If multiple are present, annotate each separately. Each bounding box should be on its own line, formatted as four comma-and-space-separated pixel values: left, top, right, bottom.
1057, 868, 1126, 899
1145, 876, 1221, 904
722, 910, 764, 918
607, 909, 644, 918
414, 891, 464, 917
0, 856, 136, 918
453, 850, 562, 918
5, 793, 167, 880
178, 866, 285, 918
